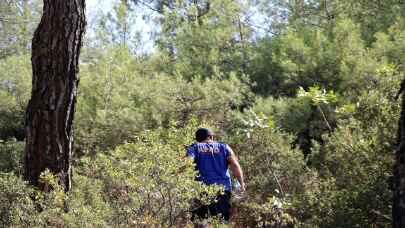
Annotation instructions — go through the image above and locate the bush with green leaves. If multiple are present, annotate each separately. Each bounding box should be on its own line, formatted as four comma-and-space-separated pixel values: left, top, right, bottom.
67, 122, 222, 226
294, 64, 402, 227
74, 130, 217, 226
0, 173, 38, 227
0, 54, 31, 140
0, 140, 24, 174
230, 113, 308, 196
0, 169, 109, 227
248, 86, 339, 155
222, 111, 312, 227
303, 121, 392, 227
0, 122, 225, 227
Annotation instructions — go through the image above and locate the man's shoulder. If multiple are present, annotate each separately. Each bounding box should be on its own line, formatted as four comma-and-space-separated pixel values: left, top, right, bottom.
218, 143, 234, 155
215, 142, 231, 148
214, 142, 234, 153
187, 143, 197, 150
214, 141, 227, 146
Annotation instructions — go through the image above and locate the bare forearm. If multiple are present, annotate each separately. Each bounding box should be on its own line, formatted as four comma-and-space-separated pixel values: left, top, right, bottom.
228, 153, 246, 191
230, 163, 244, 187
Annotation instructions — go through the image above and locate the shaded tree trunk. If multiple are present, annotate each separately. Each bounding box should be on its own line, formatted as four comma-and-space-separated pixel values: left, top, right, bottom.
394, 79, 405, 227
24, 0, 86, 191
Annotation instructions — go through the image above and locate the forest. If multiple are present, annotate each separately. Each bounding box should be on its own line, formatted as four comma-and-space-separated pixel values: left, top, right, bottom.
0, 0, 405, 227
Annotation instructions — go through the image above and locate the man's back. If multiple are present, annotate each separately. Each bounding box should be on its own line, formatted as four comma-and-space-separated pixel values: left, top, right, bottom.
187, 142, 232, 191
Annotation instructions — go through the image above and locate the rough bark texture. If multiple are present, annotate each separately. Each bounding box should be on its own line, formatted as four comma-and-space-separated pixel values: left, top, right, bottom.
24, 0, 86, 191
394, 79, 405, 227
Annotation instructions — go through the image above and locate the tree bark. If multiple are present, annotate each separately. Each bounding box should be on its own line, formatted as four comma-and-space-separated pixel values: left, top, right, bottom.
394, 79, 405, 227
24, 0, 86, 191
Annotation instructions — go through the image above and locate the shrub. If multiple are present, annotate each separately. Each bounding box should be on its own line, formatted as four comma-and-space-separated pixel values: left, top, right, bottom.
0, 140, 24, 174
225, 112, 311, 227
0, 55, 31, 141
0, 172, 38, 227
72, 123, 220, 226
297, 66, 401, 227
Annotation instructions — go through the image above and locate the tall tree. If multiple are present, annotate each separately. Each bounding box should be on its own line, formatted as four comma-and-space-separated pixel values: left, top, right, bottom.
92, 0, 136, 48
24, 0, 86, 191
394, 80, 405, 227
156, 0, 251, 79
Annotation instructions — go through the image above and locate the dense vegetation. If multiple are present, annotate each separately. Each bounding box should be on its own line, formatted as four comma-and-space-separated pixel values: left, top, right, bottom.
0, 0, 404, 226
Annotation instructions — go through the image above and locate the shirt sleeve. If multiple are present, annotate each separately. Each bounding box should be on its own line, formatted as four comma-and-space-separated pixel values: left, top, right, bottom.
186, 145, 196, 159
224, 144, 234, 158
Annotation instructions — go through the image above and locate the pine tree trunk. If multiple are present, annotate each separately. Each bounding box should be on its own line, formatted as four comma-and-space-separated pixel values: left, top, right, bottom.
394, 80, 405, 227
24, 0, 86, 191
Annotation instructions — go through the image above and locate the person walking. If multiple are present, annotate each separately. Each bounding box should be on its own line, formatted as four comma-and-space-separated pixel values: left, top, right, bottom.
186, 128, 245, 223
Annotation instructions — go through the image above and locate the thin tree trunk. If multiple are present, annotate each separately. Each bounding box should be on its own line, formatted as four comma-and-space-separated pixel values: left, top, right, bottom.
24, 0, 86, 191
393, 79, 405, 227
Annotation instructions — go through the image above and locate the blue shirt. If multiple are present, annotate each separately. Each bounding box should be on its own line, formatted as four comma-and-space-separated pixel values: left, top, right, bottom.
187, 142, 233, 191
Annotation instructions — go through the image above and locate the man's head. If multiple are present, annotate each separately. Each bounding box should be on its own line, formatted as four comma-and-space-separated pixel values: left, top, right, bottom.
195, 128, 215, 142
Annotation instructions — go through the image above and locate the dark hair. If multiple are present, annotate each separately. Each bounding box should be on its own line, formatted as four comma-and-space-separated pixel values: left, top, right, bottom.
195, 128, 215, 142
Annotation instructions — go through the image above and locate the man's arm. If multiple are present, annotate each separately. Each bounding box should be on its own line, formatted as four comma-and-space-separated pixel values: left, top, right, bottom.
228, 154, 245, 192
178, 145, 195, 174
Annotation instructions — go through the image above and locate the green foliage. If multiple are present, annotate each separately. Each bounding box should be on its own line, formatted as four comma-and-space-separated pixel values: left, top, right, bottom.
372, 19, 405, 66
235, 196, 295, 227
89, 0, 141, 50
0, 0, 42, 58
297, 86, 337, 106
297, 65, 401, 227
0, 54, 31, 140
76, 47, 250, 152
224, 113, 309, 226
0, 0, 404, 226
76, 128, 219, 226
0, 140, 24, 174
249, 25, 343, 96
334, 0, 405, 44
299, 120, 393, 227
248, 89, 339, 155
256, 0, 405, 44
247, 37, 285, 96
0, 173, 38, 227
157, 0, 251, 79
231, 115, 308, 196
251, 97, 313, 135
0, 124, 222, 227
